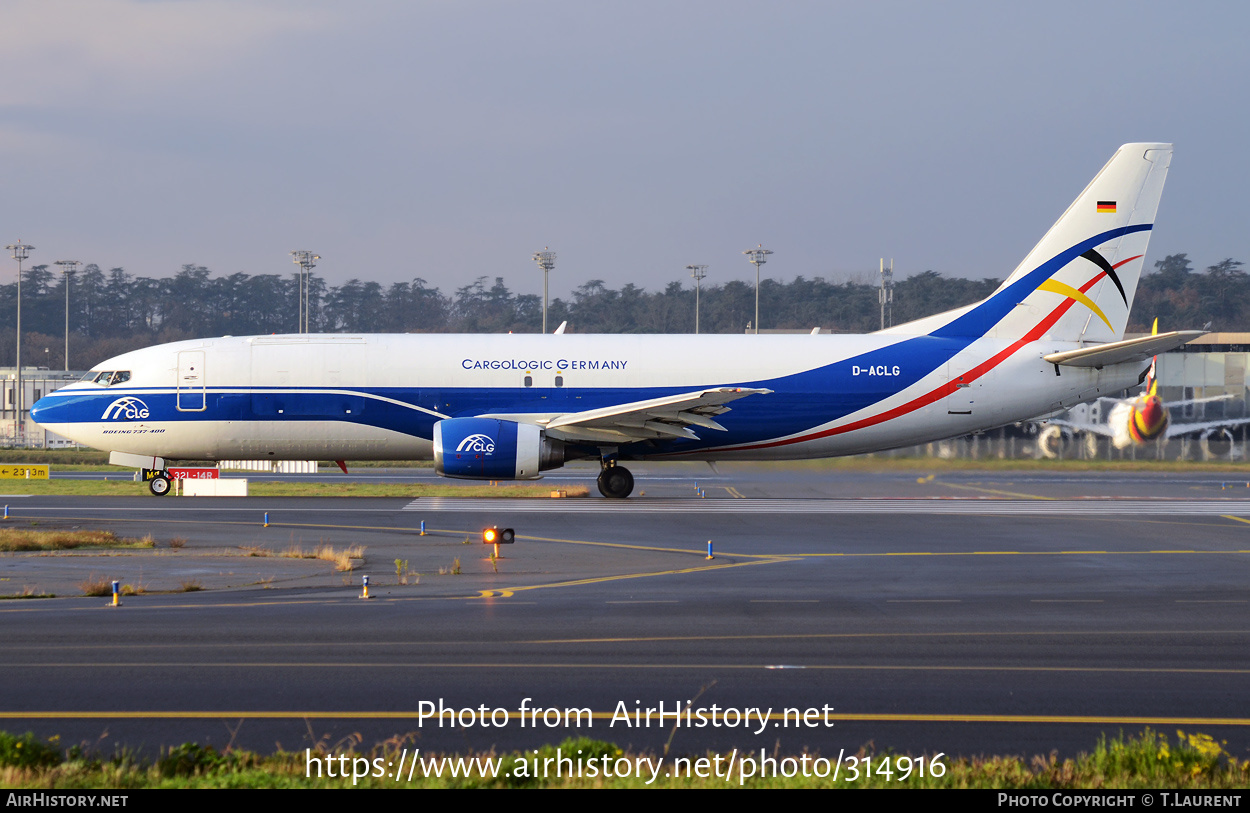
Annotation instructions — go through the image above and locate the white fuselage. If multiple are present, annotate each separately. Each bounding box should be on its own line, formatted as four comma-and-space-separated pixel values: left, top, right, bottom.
31, 332, 1143, 464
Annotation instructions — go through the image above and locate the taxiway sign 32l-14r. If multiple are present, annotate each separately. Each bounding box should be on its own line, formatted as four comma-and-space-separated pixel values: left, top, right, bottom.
32, 143, 1200, 497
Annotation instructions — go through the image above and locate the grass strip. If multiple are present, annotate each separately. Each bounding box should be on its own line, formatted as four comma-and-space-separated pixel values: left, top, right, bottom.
0, 728, 1245, 788
0, 480, 589, 497
0, 528, 155, 551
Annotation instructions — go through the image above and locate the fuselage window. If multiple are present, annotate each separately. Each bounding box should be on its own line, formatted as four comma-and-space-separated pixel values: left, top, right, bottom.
524, 375, 533, 388
554, 375, 564, 388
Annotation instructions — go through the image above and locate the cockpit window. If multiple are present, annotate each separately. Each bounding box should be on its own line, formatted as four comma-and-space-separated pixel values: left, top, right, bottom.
87, 371, 131, 386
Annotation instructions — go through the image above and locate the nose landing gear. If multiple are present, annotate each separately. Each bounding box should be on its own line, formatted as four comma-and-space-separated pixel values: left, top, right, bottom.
149, 473, 171, 497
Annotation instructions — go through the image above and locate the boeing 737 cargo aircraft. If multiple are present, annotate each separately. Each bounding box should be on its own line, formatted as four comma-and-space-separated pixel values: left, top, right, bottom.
32, 143, 1200, 497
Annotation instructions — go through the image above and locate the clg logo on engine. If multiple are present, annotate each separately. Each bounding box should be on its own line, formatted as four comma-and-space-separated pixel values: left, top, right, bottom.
455, 434, 495, 454
101, 397, 151, 421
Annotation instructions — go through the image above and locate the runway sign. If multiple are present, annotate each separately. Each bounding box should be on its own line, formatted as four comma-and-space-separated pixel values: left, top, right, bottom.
0, 465, 49, 479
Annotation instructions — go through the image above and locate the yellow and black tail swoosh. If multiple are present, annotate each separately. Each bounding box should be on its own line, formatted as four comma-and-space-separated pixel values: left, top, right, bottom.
1080, 248, 1129, 307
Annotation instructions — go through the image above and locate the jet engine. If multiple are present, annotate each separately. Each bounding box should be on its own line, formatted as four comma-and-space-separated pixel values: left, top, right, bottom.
1107, 394, 1169, 449
1037, 424, 1072, 459
433, 418, 565, 480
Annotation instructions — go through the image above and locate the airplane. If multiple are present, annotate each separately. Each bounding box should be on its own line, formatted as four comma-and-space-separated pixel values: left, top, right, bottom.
31, 143, 1203, 498
1035, 392, 1249, 459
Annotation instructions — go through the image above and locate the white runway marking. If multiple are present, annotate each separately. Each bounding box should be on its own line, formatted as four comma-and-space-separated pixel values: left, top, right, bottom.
403, 498, 1250, 515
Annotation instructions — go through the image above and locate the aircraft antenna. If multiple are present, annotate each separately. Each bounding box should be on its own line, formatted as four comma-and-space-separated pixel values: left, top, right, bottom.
742, 245, 772, 335
686, 264, 708, 334
54, 260, 79, 370
532, 249, 557, 334
6, 241, 33, 444
290, 251, 320, 333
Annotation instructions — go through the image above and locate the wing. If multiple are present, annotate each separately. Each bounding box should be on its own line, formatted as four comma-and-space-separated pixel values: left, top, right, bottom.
1165, 416, 1250, 439
1161, 393, 1235, 409
536, 387, 772, 445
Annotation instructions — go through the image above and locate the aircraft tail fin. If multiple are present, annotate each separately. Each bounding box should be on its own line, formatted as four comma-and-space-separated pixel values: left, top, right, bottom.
933, 143, 1172, 343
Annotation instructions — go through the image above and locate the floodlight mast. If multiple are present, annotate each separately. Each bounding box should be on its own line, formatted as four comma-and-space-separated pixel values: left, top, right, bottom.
742, 245, 772, 335
686, 264, 708, 334
290, 251, 320, 333
879, 257, 894, 330
6, 241, 32, 443
55, 260, 79, 370
532, 249, 556, 334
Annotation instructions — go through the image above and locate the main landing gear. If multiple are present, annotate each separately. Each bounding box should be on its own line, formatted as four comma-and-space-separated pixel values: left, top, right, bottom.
596, 461, 634, 499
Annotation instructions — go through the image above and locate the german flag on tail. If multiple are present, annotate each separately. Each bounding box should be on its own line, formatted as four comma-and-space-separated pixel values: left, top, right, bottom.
1097, 200, 1117, 213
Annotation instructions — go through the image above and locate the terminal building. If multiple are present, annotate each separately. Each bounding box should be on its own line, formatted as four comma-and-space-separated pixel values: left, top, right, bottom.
0, 368, 85, 448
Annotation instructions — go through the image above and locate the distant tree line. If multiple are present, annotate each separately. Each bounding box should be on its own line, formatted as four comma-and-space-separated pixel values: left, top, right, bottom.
0, 254, 1238, 368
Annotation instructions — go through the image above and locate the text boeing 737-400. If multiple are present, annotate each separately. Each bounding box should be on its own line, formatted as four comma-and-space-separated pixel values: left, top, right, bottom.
32, 143, 1202, 498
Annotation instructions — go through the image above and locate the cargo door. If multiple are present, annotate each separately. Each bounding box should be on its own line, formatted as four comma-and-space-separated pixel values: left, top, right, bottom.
944, 351, 980, 415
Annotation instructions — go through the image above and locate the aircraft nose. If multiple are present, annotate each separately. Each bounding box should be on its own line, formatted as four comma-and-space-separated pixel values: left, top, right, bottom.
30, 395, 50, 424
30, 393, 71, 426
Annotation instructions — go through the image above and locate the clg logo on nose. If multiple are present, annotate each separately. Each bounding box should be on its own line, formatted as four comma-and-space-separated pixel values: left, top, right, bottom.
455, 434, 495, 454
101, 397, 150, 420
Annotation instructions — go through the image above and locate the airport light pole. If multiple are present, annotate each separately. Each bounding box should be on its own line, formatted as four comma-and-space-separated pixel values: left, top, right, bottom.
878, 258, 894, 331
6, 241, 32, 444
290, 251, 320, 333
55, 260, 79, 370
742, 245, 772, 335
686, 264, 708, 334
532, 248, 556, 334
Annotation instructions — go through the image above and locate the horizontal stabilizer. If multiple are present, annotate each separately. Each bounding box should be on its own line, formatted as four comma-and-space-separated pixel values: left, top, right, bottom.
1042, 330, 1205, 368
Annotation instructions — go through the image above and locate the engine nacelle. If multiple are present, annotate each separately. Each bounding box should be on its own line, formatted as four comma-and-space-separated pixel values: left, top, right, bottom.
433, 418, 564, 480
1037, 424, 1072, 459
1108, 395, 1169, 449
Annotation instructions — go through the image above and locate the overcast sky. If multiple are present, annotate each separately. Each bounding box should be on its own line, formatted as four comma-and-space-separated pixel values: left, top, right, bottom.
1, 0, 1246, 300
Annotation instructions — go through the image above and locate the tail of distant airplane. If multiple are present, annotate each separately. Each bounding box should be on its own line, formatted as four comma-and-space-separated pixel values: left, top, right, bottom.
921, 143, 1172, 344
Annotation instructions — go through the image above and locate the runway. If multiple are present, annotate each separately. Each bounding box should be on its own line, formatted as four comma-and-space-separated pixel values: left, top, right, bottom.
2, 464, 1248, 762
406, 496, 1250, 514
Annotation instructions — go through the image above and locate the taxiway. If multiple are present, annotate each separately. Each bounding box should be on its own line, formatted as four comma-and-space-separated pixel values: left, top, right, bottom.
2, 464, 1247, 761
